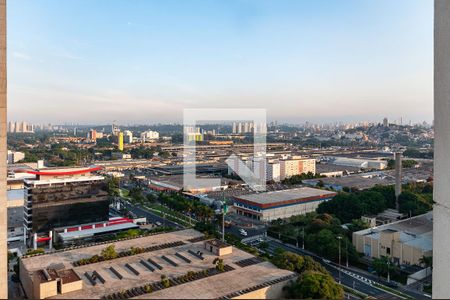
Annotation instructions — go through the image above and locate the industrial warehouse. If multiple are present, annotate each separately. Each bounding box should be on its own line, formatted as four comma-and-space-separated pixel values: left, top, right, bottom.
19, 229, 296, 299
233, 187, 337, 221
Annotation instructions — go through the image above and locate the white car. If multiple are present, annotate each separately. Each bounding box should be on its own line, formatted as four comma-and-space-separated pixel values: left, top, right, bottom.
240, 231, 248, 236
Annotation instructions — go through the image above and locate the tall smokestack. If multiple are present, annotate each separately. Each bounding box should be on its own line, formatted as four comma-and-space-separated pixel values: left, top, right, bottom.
394, 152, 402, 211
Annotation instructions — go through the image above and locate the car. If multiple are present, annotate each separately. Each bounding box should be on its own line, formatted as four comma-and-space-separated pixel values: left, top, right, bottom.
155, 221, 162, 226
240, 231, 248, 236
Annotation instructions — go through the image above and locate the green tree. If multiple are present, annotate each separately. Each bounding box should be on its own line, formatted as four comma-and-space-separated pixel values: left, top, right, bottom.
372, 256, 398, 278
106, 177, 120, 197
101, 245, 118, 260
160, 275, 170, 288
285, 271, 344, 299
213, 258, 225, 272
398, 191, 432, 216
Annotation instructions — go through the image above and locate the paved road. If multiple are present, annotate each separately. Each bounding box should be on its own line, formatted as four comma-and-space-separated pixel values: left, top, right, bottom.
122, 202, 184, 230
265, 239, 400, 299
225, 224, 266, 239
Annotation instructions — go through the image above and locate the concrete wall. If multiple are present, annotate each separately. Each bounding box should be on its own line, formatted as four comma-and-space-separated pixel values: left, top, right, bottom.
34, 279, 57, 299
232, 279, 291, 299
434, 1, 450, 298
0, 0, 7, 298
353, 233, 429, 266
60, 280, 83, 295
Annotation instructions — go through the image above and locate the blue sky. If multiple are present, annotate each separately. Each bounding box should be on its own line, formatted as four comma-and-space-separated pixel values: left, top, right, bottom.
8, 0, 433, 124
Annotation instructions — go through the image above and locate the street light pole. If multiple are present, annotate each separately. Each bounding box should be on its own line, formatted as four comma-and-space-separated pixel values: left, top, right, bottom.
337, 236, 342, 284
222, 211, 225, 242
346, 239, 349, 267
387, 260, 391, 283
302, 227, 305, 250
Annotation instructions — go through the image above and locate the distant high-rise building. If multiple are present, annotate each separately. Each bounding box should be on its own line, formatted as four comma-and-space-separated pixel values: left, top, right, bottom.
7, 150, 25, 164
123, 130, 133, 144
118, 132, 124, 151
87, 129, 97, 142
237, 122, 242, 134
140, 130, 159, 142
232, 122, 237, 134
244, 122, 249, 133
383, 117, 389, 127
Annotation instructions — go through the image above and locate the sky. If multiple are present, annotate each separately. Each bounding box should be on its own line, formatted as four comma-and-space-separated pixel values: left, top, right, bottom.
7, 0, 433, 125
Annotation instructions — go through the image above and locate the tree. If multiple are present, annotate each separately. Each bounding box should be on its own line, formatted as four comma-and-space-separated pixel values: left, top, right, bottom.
213, 258, 225, 272
285, 271, 344, 299
372, 256, 398, 278
106, 177, 120, 197
101, 245, 118, 260
146, 193, 156, 204
398, 191, 432, 216
419, 255, 432, 278
160, 275, 170, 288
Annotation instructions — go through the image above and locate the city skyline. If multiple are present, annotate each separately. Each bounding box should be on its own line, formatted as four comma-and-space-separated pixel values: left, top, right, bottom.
8, 0, 432, 124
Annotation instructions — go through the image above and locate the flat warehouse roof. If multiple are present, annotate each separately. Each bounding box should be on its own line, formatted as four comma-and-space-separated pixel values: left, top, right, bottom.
234, 187, 336, 205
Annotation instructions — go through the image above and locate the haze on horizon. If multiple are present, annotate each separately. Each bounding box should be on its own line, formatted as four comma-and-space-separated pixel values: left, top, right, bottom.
7, 0, 432, 125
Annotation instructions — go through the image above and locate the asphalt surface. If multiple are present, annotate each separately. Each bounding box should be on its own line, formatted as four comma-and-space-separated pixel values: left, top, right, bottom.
265, 239, 400, 299
122, 202, 184, 230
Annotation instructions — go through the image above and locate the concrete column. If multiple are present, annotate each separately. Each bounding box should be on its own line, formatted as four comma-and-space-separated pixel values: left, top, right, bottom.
0, 1, 7, 298
64, 228, 68, 233
434, 1, 450, 298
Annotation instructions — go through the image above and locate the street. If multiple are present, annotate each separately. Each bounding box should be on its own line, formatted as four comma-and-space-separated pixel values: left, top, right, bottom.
122, 202, 184, 230
263, 238, 434, 299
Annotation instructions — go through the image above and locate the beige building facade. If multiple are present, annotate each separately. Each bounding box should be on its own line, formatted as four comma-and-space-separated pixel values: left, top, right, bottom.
353, 212, 432, 266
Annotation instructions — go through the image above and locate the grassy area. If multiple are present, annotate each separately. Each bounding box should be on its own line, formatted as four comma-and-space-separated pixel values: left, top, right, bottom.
144, 205, 193, 228
119, 188, 131, 199
343, 286, 367, 299
373, 283, 412, 299
146, 203, 194, 223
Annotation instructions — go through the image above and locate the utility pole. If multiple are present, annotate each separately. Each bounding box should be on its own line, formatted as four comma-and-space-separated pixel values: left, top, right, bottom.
337, 236, 342, 284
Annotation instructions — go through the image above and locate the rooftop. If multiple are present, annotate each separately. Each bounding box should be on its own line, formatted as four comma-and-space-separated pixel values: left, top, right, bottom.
234, 187, 336, 205
21, 229, 294, 299
356, 212, 433, 251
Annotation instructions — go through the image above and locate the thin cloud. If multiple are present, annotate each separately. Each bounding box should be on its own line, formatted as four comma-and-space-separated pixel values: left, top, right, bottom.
12, 51, 31, 60
54, 52, 84, 61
